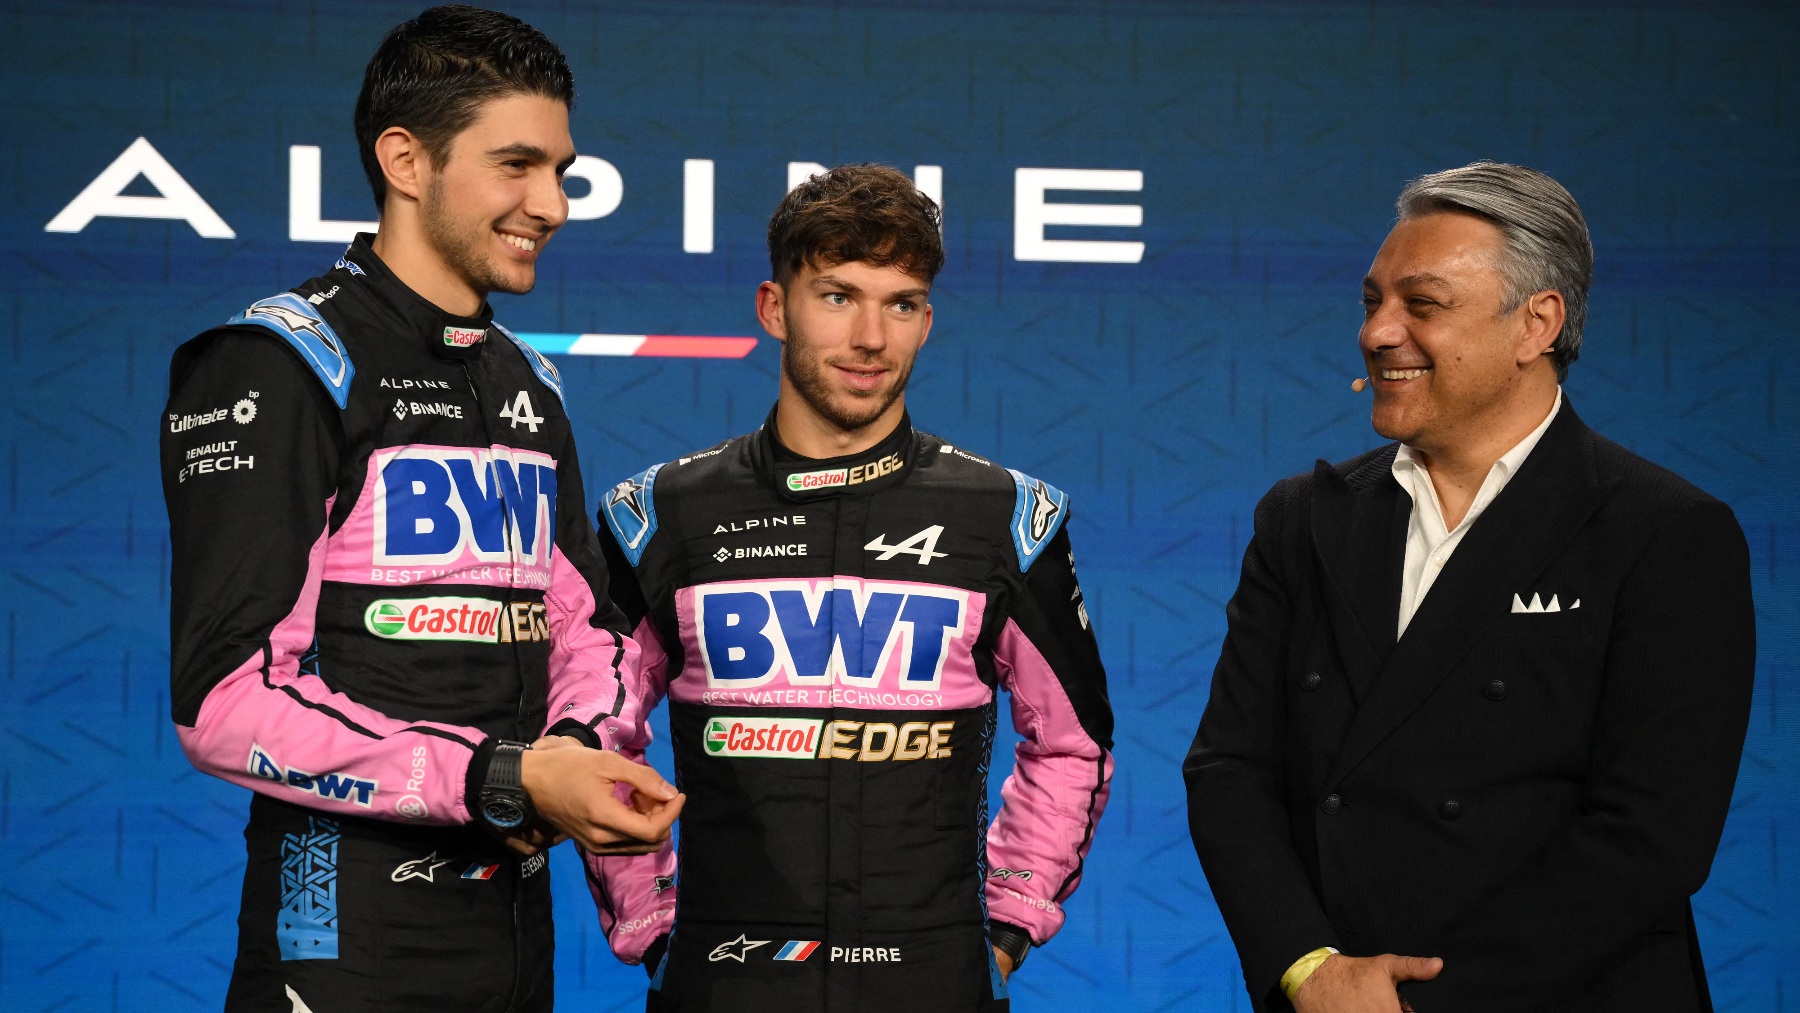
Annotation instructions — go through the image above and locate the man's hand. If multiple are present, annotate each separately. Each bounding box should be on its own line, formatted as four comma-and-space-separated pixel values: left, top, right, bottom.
1292, 953, 1441, 1013
993, 947, 1015, 983
519, 736, 684, 855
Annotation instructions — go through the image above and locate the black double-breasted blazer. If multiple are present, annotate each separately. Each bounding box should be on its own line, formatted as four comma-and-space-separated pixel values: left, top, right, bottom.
1183, 400, 1755, 1012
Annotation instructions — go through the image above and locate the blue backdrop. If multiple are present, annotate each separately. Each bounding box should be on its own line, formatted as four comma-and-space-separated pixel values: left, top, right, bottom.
3, 1, 1796, 1009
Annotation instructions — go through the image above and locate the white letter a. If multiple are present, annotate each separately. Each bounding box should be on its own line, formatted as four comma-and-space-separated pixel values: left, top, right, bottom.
45, 137, 235, 238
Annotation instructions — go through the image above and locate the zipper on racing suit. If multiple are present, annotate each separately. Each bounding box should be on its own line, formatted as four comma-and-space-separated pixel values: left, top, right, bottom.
462, 357, 532, 1010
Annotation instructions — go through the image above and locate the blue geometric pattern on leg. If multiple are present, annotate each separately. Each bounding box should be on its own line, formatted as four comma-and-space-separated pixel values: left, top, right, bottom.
278, 816, 340, 961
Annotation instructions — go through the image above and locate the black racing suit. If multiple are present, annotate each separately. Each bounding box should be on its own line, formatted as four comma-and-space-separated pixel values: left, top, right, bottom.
161, 236, 640, 1012
586, 413, 1115, 1012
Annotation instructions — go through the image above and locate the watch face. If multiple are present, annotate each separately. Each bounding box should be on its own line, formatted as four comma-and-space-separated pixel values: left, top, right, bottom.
482, 796, 527, 829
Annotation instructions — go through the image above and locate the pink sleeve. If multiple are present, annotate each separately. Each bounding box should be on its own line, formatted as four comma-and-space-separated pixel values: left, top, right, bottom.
543, 551, 641, 750
177, 511, 488, 825
984, 618, 1115, 943
584, 615, 679, 963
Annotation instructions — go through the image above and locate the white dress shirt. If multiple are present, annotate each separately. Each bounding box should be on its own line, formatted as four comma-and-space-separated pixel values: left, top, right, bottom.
1392, 389, 1563, 638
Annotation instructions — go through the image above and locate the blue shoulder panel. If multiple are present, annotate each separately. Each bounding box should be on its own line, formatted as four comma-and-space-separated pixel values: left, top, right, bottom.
1007, 469, 1070, 573
227, 292, 354, 409
493, 323, 564, 403
600, 464, 663, 567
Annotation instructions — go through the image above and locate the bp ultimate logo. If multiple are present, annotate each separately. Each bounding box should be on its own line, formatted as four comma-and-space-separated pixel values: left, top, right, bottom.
694, 578, 968, 690
373, 446, 558, 568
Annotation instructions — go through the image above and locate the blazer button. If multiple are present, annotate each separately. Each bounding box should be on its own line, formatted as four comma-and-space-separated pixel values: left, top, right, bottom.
1301, 672, 1323, 692
1440, 800, 1462, 820
1484, 679, 1508, 701
1322, 794, 1342, 815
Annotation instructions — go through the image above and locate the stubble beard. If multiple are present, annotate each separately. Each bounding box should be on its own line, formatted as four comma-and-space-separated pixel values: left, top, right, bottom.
781, 322, 914, 434
423, 175, 534, 299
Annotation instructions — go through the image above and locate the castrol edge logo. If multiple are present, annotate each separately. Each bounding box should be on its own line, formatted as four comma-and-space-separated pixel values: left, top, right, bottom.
702, 715, 953, 761
784, 452, 903, 492
363, 596, 548, 643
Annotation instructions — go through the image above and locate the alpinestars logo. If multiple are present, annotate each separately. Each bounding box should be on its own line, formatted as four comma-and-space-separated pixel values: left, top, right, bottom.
609, 477, 648, 526
246, 302, 334, 345
390, 851, 449, 883
653, 874, 676, 895
864, 525, 947, 564
709, 935, 771, 963
1027, 479, 1061, 541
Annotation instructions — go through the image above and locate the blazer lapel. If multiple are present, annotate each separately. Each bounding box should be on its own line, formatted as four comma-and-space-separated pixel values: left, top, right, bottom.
1309, 448, 1409, 705
1326, 402, 1614, 789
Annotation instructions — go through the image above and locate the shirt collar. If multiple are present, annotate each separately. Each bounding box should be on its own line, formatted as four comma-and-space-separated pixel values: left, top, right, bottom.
1392, 387, 1563, 531
336, 233, 494, 360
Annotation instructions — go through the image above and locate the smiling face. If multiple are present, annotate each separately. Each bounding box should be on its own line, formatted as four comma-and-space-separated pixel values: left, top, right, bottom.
760, 258, 933, 443
417, 92, 574, 300
1360, 211, 1561, 457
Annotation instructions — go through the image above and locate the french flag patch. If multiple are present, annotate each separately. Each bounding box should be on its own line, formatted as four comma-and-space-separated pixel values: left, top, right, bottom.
774, 940, 820, 961
462, 863, 500, 880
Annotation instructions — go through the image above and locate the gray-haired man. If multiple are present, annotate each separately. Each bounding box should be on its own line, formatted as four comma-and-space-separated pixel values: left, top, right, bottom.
1184, 162, 1755, 1012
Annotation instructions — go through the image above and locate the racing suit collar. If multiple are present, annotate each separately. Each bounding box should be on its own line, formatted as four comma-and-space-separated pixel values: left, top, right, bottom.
340, 233, 495, 361
759, 405, 916, 501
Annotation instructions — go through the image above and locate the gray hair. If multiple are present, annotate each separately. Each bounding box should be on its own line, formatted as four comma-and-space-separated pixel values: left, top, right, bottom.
1396, 162, 1593, 381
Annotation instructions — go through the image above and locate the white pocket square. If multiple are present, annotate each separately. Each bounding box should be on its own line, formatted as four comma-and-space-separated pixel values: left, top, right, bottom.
1511, 592, 1580, 614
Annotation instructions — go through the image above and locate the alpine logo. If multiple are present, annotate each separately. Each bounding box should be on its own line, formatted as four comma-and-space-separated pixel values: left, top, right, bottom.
864, 525, 947, 564
372, 446, 558, 569
247, 743, 377, 808
363, 597, 548, 643
703, 716, 822, 759
499, 390, 544, 432
695, 578, 968, 690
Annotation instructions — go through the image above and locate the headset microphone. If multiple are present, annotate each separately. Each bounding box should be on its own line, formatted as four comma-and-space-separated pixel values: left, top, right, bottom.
1351, 377, 1369, 393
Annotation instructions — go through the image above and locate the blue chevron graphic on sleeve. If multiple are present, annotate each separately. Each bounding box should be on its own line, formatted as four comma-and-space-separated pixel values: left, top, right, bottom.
600, 464, 663, 567
1006, 469, 1069, 573
228, 292, 355, 409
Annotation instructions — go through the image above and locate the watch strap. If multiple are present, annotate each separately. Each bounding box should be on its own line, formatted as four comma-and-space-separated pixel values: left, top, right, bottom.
989, 920, 1032, 969
488, 740, 529, 789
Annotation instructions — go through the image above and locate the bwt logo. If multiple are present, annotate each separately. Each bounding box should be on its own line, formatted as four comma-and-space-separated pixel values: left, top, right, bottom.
374, 447, 558, 566
247, 743, 378, 808
695, 578, 967, 690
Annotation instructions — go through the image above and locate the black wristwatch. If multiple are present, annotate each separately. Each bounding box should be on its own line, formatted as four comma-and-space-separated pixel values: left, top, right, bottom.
478, 740, 534, 831
989, 920, 1031, 971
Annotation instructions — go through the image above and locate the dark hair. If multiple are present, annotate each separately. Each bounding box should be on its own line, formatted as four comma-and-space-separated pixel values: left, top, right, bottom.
768, 164, 945, 286
354, 5, 575, 209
